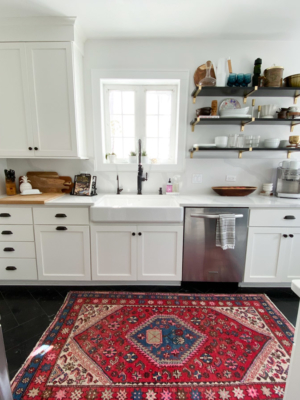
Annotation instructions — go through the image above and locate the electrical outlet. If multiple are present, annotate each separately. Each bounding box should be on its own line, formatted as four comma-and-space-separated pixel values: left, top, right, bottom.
192, 174, 202, 184
226, 175, 237, 182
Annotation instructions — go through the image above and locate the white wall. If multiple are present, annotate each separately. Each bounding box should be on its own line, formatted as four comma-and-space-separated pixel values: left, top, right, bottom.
7, 39, 300, 195
0, 159, 7, 195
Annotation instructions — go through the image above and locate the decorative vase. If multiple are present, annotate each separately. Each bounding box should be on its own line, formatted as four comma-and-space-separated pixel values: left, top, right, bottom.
129, 156, 137, 164
107, 155, 116, 164
141, 156, 149, 164
19, 176, 32, 193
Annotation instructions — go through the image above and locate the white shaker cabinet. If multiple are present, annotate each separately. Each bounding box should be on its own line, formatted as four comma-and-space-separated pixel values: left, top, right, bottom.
0, 43, 33, 157
91, 225, 183, 282
91, 225, 137, 281
245, 209, 300, 283
0, 42, 86, 158
137, 225, 183, 281
245, 227, 288, 283
34, 225, 90, 281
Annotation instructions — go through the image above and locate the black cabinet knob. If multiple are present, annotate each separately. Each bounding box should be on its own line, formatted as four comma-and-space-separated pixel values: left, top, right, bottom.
34, 147, 38, 150
56, 226, 68, 231
4, 247, 15, 252
28, 147, 33, 150
55, 214, 67, 218
138, 232, 142, 236
1, 231, 12, 235
284, 216, 296, 220
289, 234, 294, 238
132, 232, 136, 236
283, 234, 288, 238
0, 213, 11, 218
6, 266, 16, 271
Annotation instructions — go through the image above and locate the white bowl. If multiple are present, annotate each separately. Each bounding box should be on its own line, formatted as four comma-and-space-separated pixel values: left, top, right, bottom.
264, 139, 280, 148
261, 105, 279, 118
215, 136, 228, 148
220, 107, 249, 117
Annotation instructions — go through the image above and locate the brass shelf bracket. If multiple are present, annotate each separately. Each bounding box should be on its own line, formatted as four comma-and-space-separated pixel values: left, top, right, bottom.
241, 117, 255, 132
243, 86, 258, 104
294, 91, 300, 104
287, 150, 292, 159
190, 149, 194, 159
193, 85, 202, 104
290, 122, 300, 132
191, 117, 200, 132
238, 150, 244, 159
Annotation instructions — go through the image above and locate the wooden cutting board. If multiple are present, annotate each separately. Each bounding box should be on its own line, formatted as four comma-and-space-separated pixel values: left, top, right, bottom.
0, 193, 65, 204
19, 172, 73, 194
193, 62, 216, 86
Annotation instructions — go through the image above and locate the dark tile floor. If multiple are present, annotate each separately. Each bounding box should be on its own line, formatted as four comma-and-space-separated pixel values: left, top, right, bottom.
0, 284, 298, 380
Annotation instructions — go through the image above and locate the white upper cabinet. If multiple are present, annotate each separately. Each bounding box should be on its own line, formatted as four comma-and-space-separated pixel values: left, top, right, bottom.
0, 43, 33, 157
0, 42, 86, 158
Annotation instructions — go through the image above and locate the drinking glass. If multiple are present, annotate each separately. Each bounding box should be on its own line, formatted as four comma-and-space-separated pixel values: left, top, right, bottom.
252, 136, 260, 147
228, 134, 238, 148
237, 135, 245, 148
245, 135, 253, 147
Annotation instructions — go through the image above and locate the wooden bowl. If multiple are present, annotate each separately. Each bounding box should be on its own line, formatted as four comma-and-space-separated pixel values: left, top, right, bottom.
212, 186, 257, 196
285, 74, 300, 87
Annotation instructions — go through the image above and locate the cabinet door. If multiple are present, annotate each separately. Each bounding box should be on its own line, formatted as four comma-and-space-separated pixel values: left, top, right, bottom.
244, 227, 288, 283
283, 228, 300, 281
35, 225, 90, 281
26, 42, 78, 157
137, 226, 183, 281
91, 225, 137, 281
0, 43, 33, 157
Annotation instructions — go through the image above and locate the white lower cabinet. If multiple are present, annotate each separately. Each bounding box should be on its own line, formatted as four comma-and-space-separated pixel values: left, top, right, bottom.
137, 225, 183, 281
91, 226, 137, 281
245, 227, 300, 283
91, 225, 183, 281
34, 225, 90, 281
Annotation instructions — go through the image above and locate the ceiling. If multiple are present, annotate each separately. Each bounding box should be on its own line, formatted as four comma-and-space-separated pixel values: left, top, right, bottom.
0, 0, 299, 41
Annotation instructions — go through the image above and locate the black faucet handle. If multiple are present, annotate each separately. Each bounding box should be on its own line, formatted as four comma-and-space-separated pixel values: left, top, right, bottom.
145, 173, 148, 181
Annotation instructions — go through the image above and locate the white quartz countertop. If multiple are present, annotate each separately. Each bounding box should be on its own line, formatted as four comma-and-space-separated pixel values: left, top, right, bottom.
45, 193, 300, 208
176, 194, 300, 208
291, 280, 300, 297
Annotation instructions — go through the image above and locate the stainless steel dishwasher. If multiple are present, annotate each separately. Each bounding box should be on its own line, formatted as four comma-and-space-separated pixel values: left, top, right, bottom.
182, 207, 249, 282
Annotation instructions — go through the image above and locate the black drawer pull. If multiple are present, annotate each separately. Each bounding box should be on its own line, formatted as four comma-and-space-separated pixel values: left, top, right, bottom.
289, 234, 294, 238
55, 214, 67, 218
0, 213, 11, 218
56, 226, 67, 231
138, 232, 142, 236
283, 234, 288, 238
4, 247, 15, 252
1, 231, 12, 235
6, 266, 16, 271
132, 232, 135, 236
284, 215, 296, 220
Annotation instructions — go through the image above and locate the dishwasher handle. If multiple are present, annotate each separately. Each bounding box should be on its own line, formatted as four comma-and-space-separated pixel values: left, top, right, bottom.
191, 214, 244, 219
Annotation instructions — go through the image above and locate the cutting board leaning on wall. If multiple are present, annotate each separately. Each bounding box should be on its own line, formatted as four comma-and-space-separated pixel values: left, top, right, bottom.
18, 172, 74, 193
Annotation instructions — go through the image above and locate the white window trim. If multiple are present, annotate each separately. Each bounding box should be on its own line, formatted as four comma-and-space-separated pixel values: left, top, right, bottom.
91, 69, 189, 172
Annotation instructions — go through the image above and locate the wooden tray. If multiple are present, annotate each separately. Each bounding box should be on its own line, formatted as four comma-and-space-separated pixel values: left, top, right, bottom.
0, 193, 64, 204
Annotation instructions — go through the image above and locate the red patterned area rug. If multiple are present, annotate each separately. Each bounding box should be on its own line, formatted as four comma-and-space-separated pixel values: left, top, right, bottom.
11, 292, 294, 400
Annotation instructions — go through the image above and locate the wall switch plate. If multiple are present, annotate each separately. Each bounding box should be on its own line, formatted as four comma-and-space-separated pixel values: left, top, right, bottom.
192, 174, 202, 184
226, 175, 237, 182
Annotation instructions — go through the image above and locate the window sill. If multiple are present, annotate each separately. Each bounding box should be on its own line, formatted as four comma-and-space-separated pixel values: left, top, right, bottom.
95, 163, 183, 172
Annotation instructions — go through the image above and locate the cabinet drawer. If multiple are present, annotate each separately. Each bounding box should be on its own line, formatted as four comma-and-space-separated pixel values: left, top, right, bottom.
0, 259, 37, 280
0, 242, 35, 258
249, 209, 300, 227
0, 207, 32, 224
33, 207, 89, 225
0, 225, 34, 242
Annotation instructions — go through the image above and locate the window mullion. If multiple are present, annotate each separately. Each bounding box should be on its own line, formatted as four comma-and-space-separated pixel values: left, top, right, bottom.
136, 87, 146, 149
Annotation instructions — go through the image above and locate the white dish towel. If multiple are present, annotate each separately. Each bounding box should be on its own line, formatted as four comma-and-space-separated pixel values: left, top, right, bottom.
216, 214, 236, 250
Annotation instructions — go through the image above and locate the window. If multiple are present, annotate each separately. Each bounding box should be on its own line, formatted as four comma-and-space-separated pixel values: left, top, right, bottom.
103, 82, 178, 164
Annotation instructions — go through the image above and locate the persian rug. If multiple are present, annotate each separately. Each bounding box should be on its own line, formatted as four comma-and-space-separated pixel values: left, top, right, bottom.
11, 292, 295, 400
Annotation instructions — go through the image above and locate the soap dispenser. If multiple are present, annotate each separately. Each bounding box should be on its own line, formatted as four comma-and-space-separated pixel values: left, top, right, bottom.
166, 178, 173, 193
